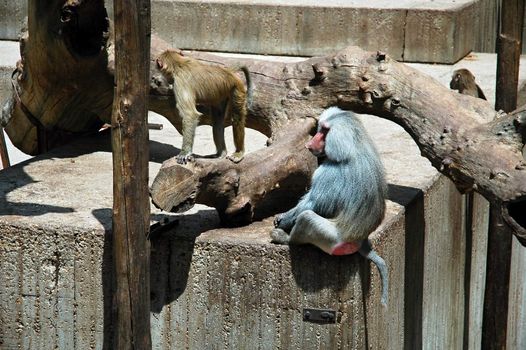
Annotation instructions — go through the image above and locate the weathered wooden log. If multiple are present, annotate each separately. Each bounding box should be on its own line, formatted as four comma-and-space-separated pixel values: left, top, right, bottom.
111, 0, 152, 348
150, 118, 317, 225
0, 0, 113, 154
1, 1, 525, 243
151, 48, 526, 245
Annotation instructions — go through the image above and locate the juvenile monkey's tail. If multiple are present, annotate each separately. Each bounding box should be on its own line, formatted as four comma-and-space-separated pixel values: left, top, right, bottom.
359, 239, 389, 306
239, 66, 253, 109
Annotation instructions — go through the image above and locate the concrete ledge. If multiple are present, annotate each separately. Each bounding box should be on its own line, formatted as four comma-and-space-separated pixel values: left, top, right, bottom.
0, 103, 486, 348
152, 0, 477, 63
3, 0, 477, 63
0, 1, 26, 41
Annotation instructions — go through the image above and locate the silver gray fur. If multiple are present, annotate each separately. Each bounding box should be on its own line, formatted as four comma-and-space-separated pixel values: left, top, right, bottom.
270, 107, 389, 305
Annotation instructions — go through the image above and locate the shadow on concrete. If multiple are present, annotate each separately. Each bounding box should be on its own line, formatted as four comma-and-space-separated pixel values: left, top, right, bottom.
148, 209, 219, 313
0, 134, 109, 218
0, 131, 188, 220
91, 204, 221, 348
91, 208, 114, 350
0, 165, 75, 216
288, 245, 359, 293
91, 207, 218, 348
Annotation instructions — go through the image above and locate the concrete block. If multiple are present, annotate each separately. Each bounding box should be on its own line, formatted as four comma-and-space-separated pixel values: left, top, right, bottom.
0, 100, 487, 349
0, 40, 19, 103
508, 237, 526, 349
0, 0, 26, 40
1, 0, 482, 63
404, 2, 475, 63
152, 0, 477, 63
153, 1, 407, 59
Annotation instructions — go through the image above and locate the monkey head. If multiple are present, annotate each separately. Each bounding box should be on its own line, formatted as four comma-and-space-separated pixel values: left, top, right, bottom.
156, 49, 185, 73
450, 68, 475, 91
307, 107, 365, 163
305, 123, 327, 157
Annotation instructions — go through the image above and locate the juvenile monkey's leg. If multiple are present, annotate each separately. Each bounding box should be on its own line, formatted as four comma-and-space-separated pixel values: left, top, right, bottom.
211, 106, 227, 158
226, 90, 246, 163
176, 101, 202, 164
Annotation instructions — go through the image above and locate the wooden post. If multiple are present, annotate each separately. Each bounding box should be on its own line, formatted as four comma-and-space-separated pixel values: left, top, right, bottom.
0, 129, 10, 169
482, 0, 524, 348
111, 0, 152, 349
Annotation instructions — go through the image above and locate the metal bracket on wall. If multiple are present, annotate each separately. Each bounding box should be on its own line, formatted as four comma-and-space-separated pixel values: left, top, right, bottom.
303, 308, 337, 324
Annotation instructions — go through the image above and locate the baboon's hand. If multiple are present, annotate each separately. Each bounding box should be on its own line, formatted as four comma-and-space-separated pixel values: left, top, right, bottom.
274, 210, 297, 231
273, 214, 284, 228
270, 228, 290, 245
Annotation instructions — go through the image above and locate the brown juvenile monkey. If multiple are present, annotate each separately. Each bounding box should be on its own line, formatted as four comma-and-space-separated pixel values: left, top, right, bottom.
270, 107, 389, 305
450, 68, 487, 100
156, 49, 253, 164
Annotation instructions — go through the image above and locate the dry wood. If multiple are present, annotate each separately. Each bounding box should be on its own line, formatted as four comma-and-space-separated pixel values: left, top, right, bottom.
1, 1, 525, 244
0, 129, 9, 169
111, 0, 152, 348
482, 0, 525, 348
150, 118, 318, 225
151, 48, 526, 245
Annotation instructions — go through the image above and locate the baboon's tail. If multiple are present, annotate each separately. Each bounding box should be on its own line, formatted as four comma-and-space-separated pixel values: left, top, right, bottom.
239, 66, 253, 109
359, 239, 388, 306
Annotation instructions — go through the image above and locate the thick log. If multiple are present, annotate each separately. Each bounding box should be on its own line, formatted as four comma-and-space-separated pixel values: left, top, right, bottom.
150, 119, 317, 225
151, 48, 526, 243
1, 1, 525, 243
1, 0, 112, 155
111, 0, 151, 348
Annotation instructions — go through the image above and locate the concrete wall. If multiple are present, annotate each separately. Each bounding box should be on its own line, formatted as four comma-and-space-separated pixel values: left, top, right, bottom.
0, 0, 487, 63
0, 159, 478, 350
0, 0, 26, 40
474, 0, 499, 53
508, 237, 526, 349
0, 101, 496, 350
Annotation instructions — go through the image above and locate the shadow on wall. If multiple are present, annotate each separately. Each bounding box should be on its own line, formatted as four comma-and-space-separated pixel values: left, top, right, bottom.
91, 205, 220, 348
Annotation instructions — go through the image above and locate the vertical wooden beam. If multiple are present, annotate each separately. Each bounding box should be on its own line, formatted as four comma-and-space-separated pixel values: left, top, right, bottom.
483, 0, 524, 348
483, 206, 513, 349
495, 0, 524, 113
0, 129, 10, 169
111, 0, 152, 349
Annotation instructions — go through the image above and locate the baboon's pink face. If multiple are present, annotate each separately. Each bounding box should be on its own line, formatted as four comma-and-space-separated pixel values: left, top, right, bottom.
306, 122, 328, 157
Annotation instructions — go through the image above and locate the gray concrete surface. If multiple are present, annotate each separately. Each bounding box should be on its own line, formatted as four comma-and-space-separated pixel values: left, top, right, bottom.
0, 0, 26, 40
151, 0, 477, 63
0, 0, 485, 63
0, 41, 525, 348
0, 106, 445, 349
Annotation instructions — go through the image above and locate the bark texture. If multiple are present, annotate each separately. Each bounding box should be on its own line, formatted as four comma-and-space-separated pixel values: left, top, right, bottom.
111, 0, 152, 348
1, 1, 525, 243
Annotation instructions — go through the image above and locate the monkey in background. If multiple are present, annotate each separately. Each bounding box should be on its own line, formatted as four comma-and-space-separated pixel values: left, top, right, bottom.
156, 49, 253, 164
270, 107, 389, 305
450, 68, 487, 100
